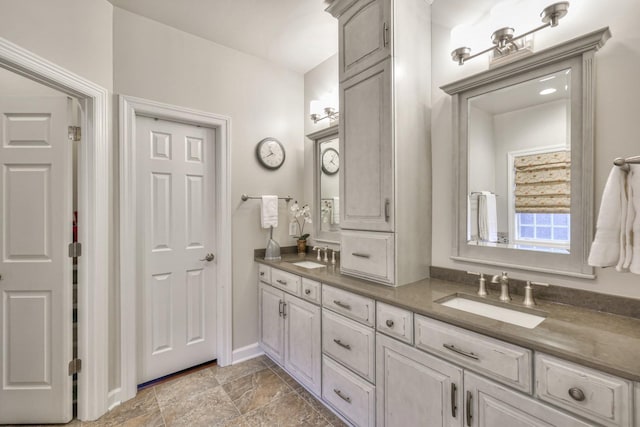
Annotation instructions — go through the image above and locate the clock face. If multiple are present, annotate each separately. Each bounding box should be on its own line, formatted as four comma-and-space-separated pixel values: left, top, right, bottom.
256, 138, 285, 170
321, 147, 339, 175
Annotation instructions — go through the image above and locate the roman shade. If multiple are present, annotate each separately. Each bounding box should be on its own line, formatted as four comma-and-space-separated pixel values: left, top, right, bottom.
514, 150, 570, 213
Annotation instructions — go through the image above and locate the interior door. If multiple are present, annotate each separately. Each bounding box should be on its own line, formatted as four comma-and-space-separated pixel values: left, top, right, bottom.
136, 116, 217, 383
0, 96, 72, 423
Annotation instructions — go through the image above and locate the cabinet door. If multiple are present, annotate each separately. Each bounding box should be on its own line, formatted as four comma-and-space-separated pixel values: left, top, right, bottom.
258, 283, 284, 364
340, 59, 393, 232
464, 372, 591, 427
376, 333, 463, 427
284, 294, 321, 396
338, 0, 392, 81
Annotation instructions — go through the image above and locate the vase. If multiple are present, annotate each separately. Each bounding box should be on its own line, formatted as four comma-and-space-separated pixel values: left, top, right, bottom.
297, 239, 307, 255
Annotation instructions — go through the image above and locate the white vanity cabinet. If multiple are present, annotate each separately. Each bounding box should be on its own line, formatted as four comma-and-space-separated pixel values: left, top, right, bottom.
328, 0, 431, 286
258, 272, 321, 395
376, 333, 463, 427
464, 372, 592, 427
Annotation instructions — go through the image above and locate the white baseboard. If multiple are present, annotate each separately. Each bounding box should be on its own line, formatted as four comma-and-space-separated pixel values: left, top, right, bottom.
232, 342, 264, 365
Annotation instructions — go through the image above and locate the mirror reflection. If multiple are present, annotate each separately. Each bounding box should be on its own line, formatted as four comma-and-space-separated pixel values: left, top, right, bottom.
319, 137, 340, 234
467, 69, 571, 253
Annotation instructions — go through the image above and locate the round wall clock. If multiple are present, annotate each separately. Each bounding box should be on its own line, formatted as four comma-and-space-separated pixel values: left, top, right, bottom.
256, 137, 286, 170
321, 147, 339, 175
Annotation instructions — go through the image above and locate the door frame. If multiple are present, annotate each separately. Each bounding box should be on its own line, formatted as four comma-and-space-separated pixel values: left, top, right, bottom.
118, 95, 232, 403
0, 38, 110, 420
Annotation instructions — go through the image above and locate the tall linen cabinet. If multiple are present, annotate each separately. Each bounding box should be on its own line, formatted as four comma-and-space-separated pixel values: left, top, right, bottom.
327, 0, 432, 286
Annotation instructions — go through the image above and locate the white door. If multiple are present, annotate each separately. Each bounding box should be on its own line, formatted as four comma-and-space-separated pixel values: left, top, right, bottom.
136, 116, 217, 383
0, 96, 72, 423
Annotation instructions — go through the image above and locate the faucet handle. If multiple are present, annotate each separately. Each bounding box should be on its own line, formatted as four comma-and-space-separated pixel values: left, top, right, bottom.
467, 272, 488, 296
523, 281, 549, 306
530, 281, 549, 288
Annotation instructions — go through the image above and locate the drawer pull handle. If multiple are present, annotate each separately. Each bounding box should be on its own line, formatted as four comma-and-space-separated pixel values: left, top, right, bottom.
466, 391, 473, 426
334, 388, 351, 403
305, 289, 311, 295
385, 319, 394, 328
352, 252, 371, 259
568, 387, 586, 402
333, 339, 351, 350
443, 343, 479, 361
451, 383, 457, 418
260, 272, 265, 276
333, 300, 352, 310
276, 279, 287, 285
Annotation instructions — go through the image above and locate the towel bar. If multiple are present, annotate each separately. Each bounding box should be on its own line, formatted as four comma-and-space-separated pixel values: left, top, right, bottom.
613, 155, 640, 172
241, 194, 292, 202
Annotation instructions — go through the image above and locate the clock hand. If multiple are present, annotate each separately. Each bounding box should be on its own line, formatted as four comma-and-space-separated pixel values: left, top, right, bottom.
265, 152, 274, 158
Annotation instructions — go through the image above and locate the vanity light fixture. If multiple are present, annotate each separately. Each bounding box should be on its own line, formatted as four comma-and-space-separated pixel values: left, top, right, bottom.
310, 99, 339, 124
451, 1, 570, 66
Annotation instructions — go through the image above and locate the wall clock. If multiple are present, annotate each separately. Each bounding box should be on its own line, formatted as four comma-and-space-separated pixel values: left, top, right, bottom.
256, 137, 286, 170
321, 147, 339, 175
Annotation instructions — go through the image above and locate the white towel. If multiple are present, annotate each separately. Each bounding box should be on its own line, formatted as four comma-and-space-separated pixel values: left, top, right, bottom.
627, 165, 640, 274
478, 193, 498, 242
588, 167, 627, 267
332, 197, 340, 225
261, 195, 278, 229
467, 194, 479, 241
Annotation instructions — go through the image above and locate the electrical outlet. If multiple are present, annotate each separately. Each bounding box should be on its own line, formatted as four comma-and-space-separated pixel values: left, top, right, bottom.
289, 222, 298, 236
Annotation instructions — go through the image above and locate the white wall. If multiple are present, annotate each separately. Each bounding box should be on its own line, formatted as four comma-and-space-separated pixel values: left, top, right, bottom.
432, 0, 640, 298
113, 8, 305, 357
468, 105, 496, 194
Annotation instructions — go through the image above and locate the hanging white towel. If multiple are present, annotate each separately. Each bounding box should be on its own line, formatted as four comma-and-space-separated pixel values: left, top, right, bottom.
332, 197, 340, 225
261, 195, 278, 229
588, 167, 627, 267
468, 194, 479, 241
627, 165, 640, 274
478, 192, 498, 242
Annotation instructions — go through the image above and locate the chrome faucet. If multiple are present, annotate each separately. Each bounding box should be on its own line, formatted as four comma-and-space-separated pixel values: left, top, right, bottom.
323, 246, 329, 262
491, 271, 511, 302
312, 246, 322, 261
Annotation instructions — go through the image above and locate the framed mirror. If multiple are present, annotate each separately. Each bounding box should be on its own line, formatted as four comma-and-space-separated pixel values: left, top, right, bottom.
307, 124, 340, 243
441, 28, 610, 278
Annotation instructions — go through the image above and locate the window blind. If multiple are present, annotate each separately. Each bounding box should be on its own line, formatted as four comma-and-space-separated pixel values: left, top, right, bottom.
514, 150, 570, 213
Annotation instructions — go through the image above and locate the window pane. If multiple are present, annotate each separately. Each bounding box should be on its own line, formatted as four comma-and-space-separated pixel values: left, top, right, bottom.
554, 214, 569, 226
554, 227, 569, 241
520, 226, 534, 238
519, 213, 534, 225
536, 214, 551, 225
536, 227, 552, 239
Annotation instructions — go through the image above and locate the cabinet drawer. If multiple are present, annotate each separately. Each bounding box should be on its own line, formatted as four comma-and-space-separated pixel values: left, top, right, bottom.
323, 309, 375, 383
535, 353, 633, 427
415, 315, 532, 393
322, 355, 375, 427
270, 268, 301, 296
340, 231, 394, 285
322, 284, 375, 327
300, 278, 321, 305
376, 302, 413, 345
258, 264, 271, 284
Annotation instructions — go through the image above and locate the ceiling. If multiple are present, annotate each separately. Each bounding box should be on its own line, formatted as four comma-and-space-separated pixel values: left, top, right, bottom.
108, 0, 338, 74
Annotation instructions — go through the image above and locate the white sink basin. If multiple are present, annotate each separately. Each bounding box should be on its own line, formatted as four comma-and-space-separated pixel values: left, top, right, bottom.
438, 295, 546, 329
292, 261, 326, 269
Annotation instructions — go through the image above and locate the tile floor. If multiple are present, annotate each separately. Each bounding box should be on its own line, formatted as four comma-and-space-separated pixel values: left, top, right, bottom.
35, 356, 348, 427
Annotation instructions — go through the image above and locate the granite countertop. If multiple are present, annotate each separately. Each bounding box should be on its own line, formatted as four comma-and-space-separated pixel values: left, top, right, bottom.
256, 254, 640, 382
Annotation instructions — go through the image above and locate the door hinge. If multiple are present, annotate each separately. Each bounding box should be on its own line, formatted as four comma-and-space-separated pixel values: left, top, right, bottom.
68, 358, 82, 375
68, 126, 81, 142
68, 242, 82, 258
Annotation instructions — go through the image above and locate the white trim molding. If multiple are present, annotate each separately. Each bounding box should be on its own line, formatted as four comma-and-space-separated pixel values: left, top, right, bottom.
232, 343, 264, 365
0, 38, 110, 421
118, 95, 233, 404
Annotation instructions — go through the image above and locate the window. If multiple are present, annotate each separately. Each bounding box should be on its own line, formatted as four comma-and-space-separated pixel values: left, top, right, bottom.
515, 213, 570, 249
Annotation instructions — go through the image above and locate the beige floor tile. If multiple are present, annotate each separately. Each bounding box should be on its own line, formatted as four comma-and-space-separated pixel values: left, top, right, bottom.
223, 368, 293, 415
223, 393, 331, 427
160, 385, 239, 427
255, 354, 277, 368
154, 367, 219, 408
268, 364, 303, 392
294, 387, 348, 427
211, 358, 268, 385
83, 388, 164, 427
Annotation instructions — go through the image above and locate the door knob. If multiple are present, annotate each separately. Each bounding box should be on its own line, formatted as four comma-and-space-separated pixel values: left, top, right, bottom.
200, 253, 215, 262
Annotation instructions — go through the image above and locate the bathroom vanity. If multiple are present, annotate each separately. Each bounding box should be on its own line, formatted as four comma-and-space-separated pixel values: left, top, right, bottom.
256, 255, 640, 427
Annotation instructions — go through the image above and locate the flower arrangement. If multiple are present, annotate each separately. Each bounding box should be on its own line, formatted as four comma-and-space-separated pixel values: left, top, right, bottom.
290, 201, 312, 241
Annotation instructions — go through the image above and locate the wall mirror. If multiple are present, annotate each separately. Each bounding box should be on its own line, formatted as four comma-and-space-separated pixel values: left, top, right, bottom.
307, 124, 340, 243
442, 28, 610, 278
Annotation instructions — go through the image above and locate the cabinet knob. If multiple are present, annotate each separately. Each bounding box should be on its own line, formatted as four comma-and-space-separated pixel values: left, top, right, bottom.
260, 272, 265, 276
305, 289, 311, 295
568, 387, 586, 402
385, 319, 394, 328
